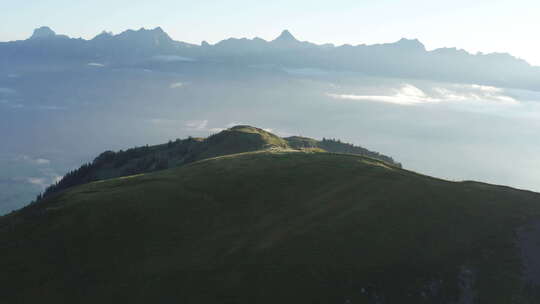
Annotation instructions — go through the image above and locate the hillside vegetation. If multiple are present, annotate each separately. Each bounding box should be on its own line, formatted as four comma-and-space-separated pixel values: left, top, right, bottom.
2, 147, 540, 303
37, 126, 400, 202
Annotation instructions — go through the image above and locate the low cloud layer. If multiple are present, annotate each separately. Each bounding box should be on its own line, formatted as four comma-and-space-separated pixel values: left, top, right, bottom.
0, 87, 16, 94
87, 62, 105, 67
146, 118, 180, 125
146, 118, 215, 132
26, 175, 61, 189
328, 84, 518, 106
152, 55, 195, 62
169, 82, 184, 89
15, 155, 51, 165
184, 120, 209, 131
0, 101, 66, 111
26, 177, 48, 188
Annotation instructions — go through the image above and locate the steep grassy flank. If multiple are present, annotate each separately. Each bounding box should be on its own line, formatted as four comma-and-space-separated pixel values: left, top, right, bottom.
2, 151, 540, 303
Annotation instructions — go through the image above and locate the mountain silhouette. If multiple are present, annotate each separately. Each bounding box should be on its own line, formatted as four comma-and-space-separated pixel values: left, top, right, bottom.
274, 29, 297, 41
29, 26, 58, 39
271, 29, 302, 46
1, 26, 539, 90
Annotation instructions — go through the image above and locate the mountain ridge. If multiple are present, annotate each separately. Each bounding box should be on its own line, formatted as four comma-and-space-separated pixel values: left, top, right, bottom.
5, 26, 518, 57
10, 26, 525, 63
2, 26, 538, 91
29, 26, 59, 40
32, 126, 400, 205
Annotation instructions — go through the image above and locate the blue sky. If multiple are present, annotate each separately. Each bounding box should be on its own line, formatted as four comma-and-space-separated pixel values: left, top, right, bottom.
2, 0, 539, 65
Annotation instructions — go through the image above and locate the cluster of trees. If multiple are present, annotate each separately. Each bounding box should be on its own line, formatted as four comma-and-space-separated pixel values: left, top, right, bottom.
33, 138, 199, 204
287, 137, 401, 167
35, 163, 96, 203
320, 138, 401, 167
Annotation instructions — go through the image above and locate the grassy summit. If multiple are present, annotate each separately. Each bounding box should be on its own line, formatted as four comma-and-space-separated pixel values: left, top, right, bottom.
188, 125, 290, 161
36, 126, 400, 201
2, 147, 540, 303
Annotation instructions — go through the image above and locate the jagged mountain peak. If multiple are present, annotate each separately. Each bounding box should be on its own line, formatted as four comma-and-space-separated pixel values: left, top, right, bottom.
29, 26, 57, 39
92, 30, 113, 40
116, 27, 172, 41
394, 37, 426, 51
273, 29, 298, 42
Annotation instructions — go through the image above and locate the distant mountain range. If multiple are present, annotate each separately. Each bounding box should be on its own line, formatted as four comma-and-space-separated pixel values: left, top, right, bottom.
1, 26, 539, 91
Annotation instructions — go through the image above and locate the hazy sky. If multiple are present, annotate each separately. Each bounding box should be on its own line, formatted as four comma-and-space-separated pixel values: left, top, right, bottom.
2, 0, 539, 65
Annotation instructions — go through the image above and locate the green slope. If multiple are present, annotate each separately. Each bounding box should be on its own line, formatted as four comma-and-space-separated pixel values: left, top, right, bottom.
37, 126, 399, 202
286, 136, 400, 166
187, 125, 290, 161
2, 150, 540, 303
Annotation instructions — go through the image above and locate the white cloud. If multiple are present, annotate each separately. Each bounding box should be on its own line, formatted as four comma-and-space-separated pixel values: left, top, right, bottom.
146, 118, 180, 125
146, 118, 212, 132
468, 84, 502, 93
284, 67, 329, 76
88, 62, 105, 67
328, 83, 518, 106
152, 55, 195, 62
4, 103, 67, 110
329, 84, 438, 105
208, 128, 225, 133
34, 158, 51, 165
36, 105, 67, 111
0, 87, 15, 94
27, 177, 48, 188
445, 84, 518, 105
185, 120, 208, 131
169, 82, 184, 89
16, 155, 51, 165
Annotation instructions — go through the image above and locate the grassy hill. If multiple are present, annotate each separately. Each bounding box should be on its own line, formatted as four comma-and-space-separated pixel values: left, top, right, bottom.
286, 136, 399, 166
36, 126, 400, 202
2, 148, 540, 303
